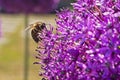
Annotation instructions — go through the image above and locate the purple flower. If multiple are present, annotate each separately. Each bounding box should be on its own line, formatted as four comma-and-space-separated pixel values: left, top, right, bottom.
34, 0, 120, 79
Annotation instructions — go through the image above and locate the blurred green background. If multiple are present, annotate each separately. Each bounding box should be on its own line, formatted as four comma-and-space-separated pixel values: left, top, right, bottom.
0, 14, 56, 80
0, 0, 75, 80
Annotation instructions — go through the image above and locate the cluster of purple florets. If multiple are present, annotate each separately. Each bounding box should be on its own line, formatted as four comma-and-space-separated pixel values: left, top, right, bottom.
35, 0, 120, 80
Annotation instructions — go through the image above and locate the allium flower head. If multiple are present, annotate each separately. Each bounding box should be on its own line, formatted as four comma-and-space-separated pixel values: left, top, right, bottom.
35, 0, 120, 80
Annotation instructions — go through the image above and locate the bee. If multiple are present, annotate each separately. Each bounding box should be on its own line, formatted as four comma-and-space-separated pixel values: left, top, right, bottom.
25, 22, 46, 43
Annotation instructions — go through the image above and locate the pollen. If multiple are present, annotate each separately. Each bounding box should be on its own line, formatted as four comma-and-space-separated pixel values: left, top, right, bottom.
118, 46, 120, 49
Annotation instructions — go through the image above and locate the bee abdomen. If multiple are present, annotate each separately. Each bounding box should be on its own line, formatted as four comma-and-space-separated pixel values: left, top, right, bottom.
31, 30, 41, 43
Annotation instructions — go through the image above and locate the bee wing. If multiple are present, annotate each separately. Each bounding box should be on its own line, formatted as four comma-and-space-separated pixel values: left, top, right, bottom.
24, 24, 34, 32
25, 22, 44, 31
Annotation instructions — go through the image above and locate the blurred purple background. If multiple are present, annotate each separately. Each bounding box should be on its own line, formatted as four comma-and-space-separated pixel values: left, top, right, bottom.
0, 0, 75, 13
